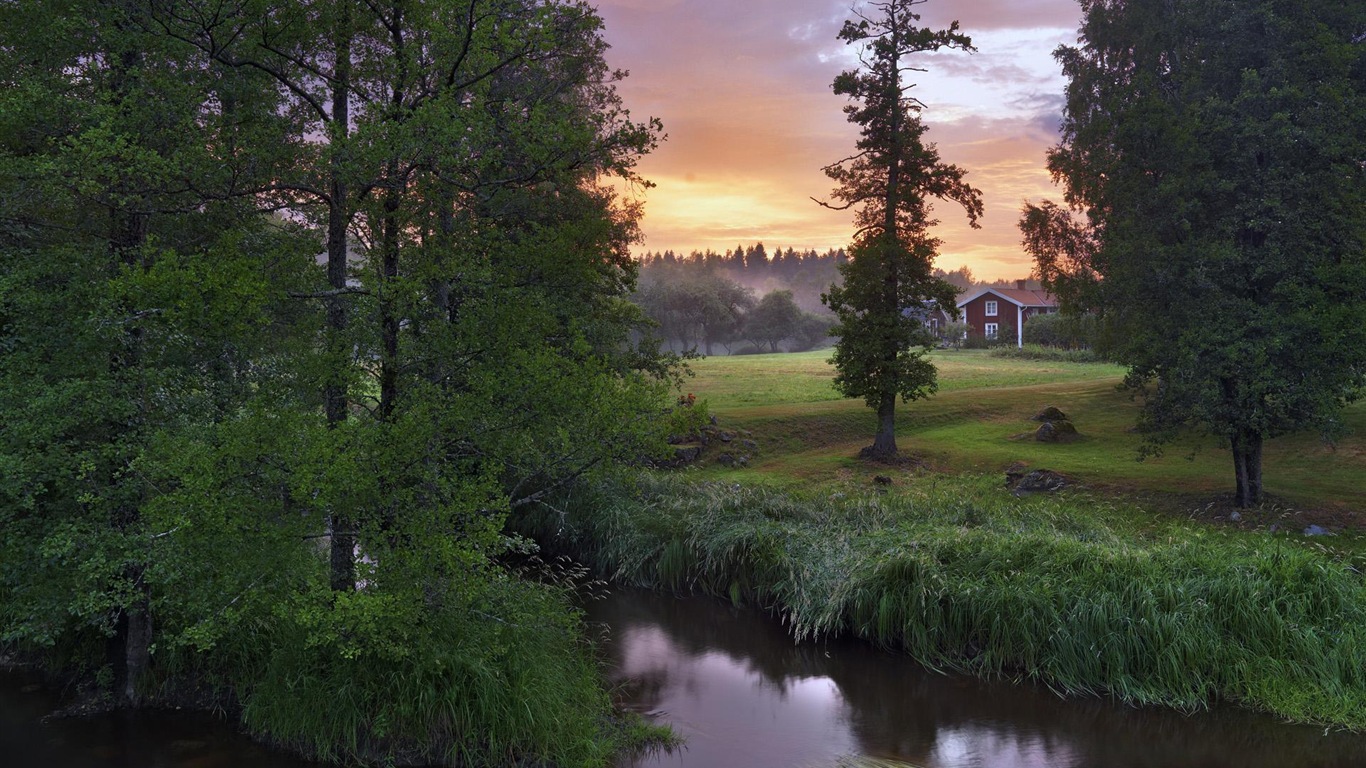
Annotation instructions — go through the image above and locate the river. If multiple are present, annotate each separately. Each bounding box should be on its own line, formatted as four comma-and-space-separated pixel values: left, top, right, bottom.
2, 587, 1362, 767
586, 588, 1366, 768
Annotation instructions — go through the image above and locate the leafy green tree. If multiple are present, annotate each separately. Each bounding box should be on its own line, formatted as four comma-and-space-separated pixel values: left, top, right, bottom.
818, 0, 983, 459
746, 290, 804, 352
1022, 312, 1099, 350
0, 0, 313, 705
3, 1, 674, 762
941, 320, 970, 348
1022, 0, 1366, 507
790, 312, 836, 352
635, 273, 754, 354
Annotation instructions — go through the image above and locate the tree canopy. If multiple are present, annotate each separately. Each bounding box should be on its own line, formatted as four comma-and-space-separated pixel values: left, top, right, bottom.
0, 1, 672, 763
1021, 0, 1366, 506
819, 0, 983, 460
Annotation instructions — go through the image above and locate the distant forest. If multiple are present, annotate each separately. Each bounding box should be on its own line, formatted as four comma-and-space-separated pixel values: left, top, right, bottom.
632, 243, 1039, 354
636, 243, 1040, 312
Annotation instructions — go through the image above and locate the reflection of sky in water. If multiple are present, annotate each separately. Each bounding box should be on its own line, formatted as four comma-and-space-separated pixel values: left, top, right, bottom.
928, 725, 1080, 768
598, 592, 1366, 768
617, 626, 854, 768
613, 624, 1083, 768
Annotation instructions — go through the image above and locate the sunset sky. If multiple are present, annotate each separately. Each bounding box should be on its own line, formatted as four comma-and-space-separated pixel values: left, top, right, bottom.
593, 0, 1085, 280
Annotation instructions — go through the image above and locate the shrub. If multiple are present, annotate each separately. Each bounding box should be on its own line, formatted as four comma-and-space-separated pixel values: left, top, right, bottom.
939, 321, 971, 348
988, 324, 1016, 348
989, 344, 1105, 363
1023, 312, 1099, 349
960, 332, 990, 349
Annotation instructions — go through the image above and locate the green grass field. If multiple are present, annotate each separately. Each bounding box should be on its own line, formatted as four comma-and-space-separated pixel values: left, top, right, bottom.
684, 349, 1366, 517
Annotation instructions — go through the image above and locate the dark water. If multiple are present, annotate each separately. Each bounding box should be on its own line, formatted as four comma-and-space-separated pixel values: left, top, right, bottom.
587, 589, 1366, 768
4, 590, 1364, 768
0, 672, 321, 768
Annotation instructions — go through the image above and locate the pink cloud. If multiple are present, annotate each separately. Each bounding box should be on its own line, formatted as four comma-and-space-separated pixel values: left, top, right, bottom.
593, 0, 1081, 280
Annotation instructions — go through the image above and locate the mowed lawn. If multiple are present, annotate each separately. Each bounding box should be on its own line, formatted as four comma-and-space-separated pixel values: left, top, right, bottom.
686, 349, 1366, 513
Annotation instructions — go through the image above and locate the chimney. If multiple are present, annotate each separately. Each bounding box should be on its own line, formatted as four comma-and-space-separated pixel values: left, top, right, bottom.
1015, 279, 1027, 291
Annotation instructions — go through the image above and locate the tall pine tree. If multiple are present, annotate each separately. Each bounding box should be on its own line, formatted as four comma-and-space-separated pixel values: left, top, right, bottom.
819, 0, 982, 460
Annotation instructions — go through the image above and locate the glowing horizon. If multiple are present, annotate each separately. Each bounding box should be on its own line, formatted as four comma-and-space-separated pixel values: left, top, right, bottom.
595, 0, 1083, 281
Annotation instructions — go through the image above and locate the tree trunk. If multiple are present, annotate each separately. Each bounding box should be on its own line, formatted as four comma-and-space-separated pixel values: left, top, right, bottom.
869, 10, 902, 465
107, 35, 156, 704
378, 184, 401, 422
120, 575, 152, 706
1232, 429, 1264, 508
377, 14, 408, 423
863, 392, 899, 459
327, 7, 355, 593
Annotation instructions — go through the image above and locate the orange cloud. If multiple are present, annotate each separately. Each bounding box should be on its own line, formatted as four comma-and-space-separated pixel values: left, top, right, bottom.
596, 0, 1082, 280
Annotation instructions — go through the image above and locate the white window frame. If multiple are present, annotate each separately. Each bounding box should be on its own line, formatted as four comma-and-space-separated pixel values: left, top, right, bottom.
985, 300, 998, 317
984, 322, 999, 338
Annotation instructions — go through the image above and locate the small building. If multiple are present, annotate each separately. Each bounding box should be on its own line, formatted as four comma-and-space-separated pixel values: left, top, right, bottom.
956, 281, 1058, 348
903, 300, 954, 338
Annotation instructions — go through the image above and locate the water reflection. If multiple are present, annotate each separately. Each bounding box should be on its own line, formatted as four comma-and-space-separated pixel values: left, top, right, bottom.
587, 589, 1366, 768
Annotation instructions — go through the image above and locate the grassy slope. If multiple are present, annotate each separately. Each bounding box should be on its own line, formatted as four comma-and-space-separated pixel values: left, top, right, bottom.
688, 349, 1366, 513
515, 350, 1366, 730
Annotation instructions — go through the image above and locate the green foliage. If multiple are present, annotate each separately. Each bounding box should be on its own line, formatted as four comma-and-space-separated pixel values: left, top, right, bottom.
989, 344, 1104, 364
664, 395, 711, 441
818, 1, 983, 457
518, 474, 1366, 729
938, 321, 971, 348
242, 576, 619, 768
789, 312, 836, 352
986, 324, 1016, 348
1024, 0, 1366, 506
634, 272, 755, 354
1, 1, 677, 764
746, 289, 805, 352
959, 332, 990, 350
1020, 312, 1099, 350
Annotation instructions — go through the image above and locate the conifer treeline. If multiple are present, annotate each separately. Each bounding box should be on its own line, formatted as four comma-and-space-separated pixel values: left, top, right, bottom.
638, 243, 845, 276
637, 244, 845, 315
636, 242, 1037, 315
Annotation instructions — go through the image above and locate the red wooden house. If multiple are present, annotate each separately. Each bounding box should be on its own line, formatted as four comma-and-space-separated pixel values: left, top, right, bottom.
956, 281, 1058, 347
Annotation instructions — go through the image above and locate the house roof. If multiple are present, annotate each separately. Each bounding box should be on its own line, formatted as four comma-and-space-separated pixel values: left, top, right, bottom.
956, 287, 1057, 309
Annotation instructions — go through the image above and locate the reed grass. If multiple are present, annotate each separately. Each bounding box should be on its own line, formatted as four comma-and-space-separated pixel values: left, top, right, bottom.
238, 575, 627, 767
515, 474, 1366, 729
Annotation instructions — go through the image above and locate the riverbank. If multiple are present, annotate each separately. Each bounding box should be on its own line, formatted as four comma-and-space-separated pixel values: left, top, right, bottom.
587, 587, 1366, 768
516, 474, 1366, 730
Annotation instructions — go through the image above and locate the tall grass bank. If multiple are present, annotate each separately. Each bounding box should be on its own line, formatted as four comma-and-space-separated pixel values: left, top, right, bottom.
516, 475, 1366, 729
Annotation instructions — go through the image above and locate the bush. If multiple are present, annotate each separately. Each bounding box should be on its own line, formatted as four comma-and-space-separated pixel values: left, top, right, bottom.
1023, 312, 1099, 349
988, 324, 1016, 348
960, 333, 990, 349
940, 321, 971, 348
989, 344, 1105, 363
729, 344, 768, 355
